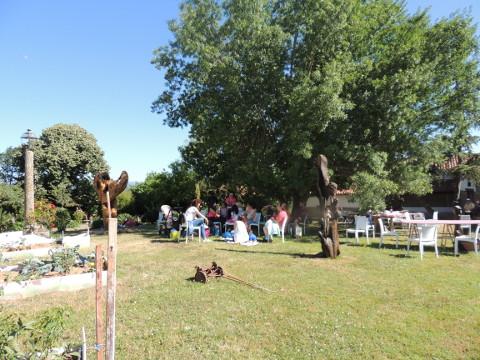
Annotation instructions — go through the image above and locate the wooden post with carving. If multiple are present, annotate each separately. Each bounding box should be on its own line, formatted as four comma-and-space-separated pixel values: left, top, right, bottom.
106, 217, 117, 360
95, 245, 104, 360
314, 154, 340, 258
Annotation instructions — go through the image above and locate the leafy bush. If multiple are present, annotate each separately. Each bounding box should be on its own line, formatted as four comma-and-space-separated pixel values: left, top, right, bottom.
0, 209, 16, 232
0, 183, 23, 216
117, 189, 134, 213
67, 219, 81, 229
91, 218, 104, 229
50, 247, 79, 274
0, 306, 72, 358
54, 207, 71, 232
73, 208, 85, 223
0, 310, 25, 358
34, 200, 56, 229
117, 213, 134, 224
29, 307, 71, 358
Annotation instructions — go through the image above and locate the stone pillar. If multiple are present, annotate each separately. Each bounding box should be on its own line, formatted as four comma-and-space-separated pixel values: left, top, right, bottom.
24, 146, 35, 229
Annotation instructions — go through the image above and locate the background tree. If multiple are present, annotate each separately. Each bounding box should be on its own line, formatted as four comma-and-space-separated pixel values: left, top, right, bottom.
0, 147, 23, 185
34, 124, 108, 215
0, 124, 108, 216
0, 183, 24, 231
152, 0, 480, 211
130, 161, 199, 221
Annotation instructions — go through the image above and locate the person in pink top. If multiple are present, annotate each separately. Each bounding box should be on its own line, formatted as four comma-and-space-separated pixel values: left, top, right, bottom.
275, 203, 288, 228
225, 192, 237, 207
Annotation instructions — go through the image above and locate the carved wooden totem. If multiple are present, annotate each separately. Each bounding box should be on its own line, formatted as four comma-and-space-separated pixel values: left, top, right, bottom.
314, 155, 340, 258
93, 171, 129, 229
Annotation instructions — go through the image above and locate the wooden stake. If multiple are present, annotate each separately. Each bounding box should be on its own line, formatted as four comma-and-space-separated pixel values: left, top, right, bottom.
106, 218, 117, 360
106, 191, 112, 219
82, 326, 87, 360
95, 245, 104, 360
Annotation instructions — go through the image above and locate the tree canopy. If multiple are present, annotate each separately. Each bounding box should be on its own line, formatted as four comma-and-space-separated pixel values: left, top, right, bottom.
130, 161, 199, 221
152, 0, 480, 206
0, 124, 108, 215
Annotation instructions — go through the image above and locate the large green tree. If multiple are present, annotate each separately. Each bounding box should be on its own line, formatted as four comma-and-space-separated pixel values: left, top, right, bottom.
0, 124, 108, 215
130, 161, 199, 221
152, 0, 480, 208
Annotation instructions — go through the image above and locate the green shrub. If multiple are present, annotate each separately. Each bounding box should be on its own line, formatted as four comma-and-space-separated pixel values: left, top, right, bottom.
34, 200, 57, 229
0, 306, 71, 358
0, 310, 25, 358
91, 218, 104, 229
67, 220, 81, 229
73, 208, 85, 223
0, 209, 15, 232
54, 207, 71, 232
11, 220, 24, 231
117, 213, 134, 224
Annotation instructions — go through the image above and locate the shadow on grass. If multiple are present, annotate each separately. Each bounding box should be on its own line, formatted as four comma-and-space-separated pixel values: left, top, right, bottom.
215, 247, 324, 259
389, 253, 412, 259
368, 243, 403, 250
150, 239, 179, 244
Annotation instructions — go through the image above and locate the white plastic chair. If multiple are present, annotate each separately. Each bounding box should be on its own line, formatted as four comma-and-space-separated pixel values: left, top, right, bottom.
378, 218, 399, 248
183, 214, 201, 243
156, 212, 164, 233
454, 225, 479, 256
459, 214, 471, 235
407, 225, 438, 260
249, 212, 262, 236
346, 216, 369, 245
401, 211, 410, 227
280, 215, 288, 243
302, 215, 308, 236
367, 222, 375, 239
212, 220, 222, 236
413, 213, 426, 220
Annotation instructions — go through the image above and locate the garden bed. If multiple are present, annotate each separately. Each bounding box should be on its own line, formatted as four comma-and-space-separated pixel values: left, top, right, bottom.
1, 246, 54, 260
0, 270, 107, 300
1, 245, 103, 300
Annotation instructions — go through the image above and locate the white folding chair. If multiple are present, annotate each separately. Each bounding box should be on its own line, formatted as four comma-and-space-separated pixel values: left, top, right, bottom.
378, 218, 399, 248
346, 216, 369, 245
407, 225, 438, 260
454, 225, 479, 256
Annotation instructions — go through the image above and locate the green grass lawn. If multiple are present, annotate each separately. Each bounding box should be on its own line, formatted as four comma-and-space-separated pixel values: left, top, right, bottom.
3, 226, 480, 359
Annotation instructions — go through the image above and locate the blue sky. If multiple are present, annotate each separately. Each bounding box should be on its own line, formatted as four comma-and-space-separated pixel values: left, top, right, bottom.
0, 0, 478, 182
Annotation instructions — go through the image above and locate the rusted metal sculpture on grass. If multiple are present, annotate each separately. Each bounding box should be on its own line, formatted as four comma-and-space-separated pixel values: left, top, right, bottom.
94, 171, 129, 229
314, 154, 340, 258
194, 262, 272, 292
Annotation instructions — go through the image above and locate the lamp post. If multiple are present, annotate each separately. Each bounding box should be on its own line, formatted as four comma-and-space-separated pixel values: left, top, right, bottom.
21, 129, 38, 232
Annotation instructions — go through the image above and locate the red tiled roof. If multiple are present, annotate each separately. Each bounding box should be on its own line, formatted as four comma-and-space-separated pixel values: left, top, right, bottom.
437, 155, 461, 171
436, 154, 479, 171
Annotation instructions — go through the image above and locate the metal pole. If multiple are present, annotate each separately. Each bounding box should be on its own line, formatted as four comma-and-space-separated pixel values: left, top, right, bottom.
106, 218, 117, 360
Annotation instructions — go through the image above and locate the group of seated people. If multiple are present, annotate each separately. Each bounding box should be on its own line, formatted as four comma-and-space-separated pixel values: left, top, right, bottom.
183, 191, 293, 242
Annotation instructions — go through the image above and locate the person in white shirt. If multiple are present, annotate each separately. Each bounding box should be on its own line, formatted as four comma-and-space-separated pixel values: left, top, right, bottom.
185, 199, 209, 240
